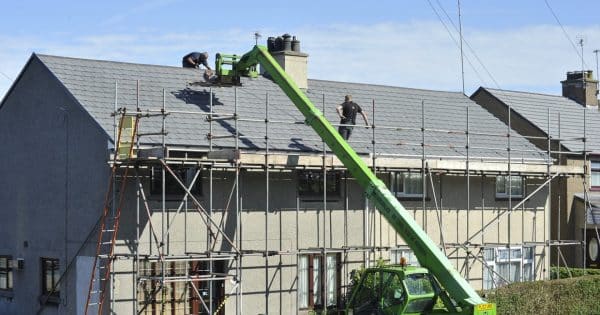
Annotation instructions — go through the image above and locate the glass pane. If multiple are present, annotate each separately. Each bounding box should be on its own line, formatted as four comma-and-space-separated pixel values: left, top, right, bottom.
496, 176, 506, 194
483, 248, 495, 261
510, 176, 522, 196
524, 247, 534, 260
592, 161, 600, 170
381, 273, 404, 307
313, 256, 321, 305
45, 273, 53, 293
592, 172, 600, 187
523, 263, 533, 282
326, 255, 337, 306
396, 173, 404, 193
483, 265, 494, 290
404, 173, 423, 195
0, 258, 6, 269
510, 248, 522, 259
7, 271, 12, 289
0, 273, 6, 289
405, 273, 434, 295
497, 248, 509, 261
298, 256, 308, 308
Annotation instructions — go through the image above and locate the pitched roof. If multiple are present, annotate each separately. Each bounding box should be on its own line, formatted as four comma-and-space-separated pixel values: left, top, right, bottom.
34, 54, 545, 161
474, 87, 599, 154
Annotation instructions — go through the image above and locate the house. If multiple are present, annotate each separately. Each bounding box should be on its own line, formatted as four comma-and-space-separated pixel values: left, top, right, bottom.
0, 38, 574, 314
471, 71, 600, 270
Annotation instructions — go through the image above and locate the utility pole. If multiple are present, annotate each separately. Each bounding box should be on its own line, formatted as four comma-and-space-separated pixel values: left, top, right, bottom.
458, 0, 465, 95
594, 49, 599, 95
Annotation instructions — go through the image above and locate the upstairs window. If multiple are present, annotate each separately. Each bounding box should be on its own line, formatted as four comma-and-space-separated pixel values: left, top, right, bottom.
391, 172, 424, 198
495, 175, 523, 198
591, 160, 600, 189
0, 256, 13, 291
151, 166, 202, 199
298, 170, 341, 199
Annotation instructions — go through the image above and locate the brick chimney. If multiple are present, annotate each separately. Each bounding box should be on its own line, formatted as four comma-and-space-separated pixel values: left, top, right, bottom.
561, 70, 599, 107
264, 34, 309, 89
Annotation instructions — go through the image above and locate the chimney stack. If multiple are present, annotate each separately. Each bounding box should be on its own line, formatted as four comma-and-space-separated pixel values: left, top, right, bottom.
561, 70, 599, 107
264, 33, 309, 89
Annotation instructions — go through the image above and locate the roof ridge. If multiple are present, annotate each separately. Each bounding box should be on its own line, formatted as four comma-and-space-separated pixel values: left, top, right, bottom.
35, 53, 186, 70
309, 78, 466, 95
483, 86, 569, 99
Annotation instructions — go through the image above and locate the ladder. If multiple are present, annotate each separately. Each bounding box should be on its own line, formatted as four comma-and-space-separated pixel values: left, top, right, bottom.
84, 112, 138, 314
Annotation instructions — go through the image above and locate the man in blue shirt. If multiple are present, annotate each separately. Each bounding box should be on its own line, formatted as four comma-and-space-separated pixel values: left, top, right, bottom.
182, 52, 211, 71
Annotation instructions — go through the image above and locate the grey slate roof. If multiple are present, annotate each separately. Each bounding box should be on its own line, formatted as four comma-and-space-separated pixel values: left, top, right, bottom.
476, 88, 600, 154
574, 193, 600, 224
35, 54, 546, 161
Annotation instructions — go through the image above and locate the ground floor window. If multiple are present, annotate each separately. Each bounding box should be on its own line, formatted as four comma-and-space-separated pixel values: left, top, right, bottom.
0, 256, 13, 291
483, 246, 534, 289
298, 253, 341, 309
41, 257, 60, 302
138, 260, 225, 315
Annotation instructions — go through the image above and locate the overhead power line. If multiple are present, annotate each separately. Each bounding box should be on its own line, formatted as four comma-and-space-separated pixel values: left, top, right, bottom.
434, 0, 501, 89
544, 0, 589, 69
425, 0, 490, 89
0, 69, 12, 82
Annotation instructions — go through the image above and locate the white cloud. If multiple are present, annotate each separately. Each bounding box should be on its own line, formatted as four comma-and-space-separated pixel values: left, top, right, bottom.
2, 21, 600, 100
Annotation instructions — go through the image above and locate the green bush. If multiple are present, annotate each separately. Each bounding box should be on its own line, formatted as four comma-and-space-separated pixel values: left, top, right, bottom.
550, 266, 600, 279
483, 275, 600, 314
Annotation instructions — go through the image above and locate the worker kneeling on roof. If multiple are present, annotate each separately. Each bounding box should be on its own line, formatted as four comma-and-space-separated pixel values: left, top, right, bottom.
182, 52, 212, 71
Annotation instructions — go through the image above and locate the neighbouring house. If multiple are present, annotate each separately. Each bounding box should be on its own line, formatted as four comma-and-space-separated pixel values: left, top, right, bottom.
0, 38, 573, 315
471, 70, 600, 270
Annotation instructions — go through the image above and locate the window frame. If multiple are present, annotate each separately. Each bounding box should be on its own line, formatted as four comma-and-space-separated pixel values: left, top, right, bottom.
298, 253, 341, 310
591, 159, 600, 190
297, 170, 342, 200
41, 257, 60, 304
0, 256, 13, 292
495, 175, 524, 199
151, 166, 203, 200
482, 246, 534, 290
390, 172, 425, 199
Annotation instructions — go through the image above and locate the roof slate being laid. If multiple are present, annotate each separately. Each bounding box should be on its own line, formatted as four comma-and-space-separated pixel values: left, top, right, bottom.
478, 88, 600, 154
35, 54, 545, 161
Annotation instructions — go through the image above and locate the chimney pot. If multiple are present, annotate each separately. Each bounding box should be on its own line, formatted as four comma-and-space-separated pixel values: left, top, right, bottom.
292, 36, 301, 52
282, 34, 292, 51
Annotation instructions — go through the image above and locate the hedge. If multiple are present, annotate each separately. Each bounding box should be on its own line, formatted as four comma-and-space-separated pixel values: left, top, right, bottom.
483, 275, 600, 314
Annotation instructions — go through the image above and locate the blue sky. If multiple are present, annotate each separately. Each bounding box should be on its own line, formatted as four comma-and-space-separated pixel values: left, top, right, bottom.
2, 0, 600, 98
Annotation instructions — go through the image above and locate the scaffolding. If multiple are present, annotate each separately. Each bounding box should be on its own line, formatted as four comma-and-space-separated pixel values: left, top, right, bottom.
99, 80, 593, 315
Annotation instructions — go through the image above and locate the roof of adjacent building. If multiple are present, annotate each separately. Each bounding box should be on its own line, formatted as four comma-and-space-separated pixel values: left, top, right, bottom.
19, 54, 545, 161
472, 87, 600, 154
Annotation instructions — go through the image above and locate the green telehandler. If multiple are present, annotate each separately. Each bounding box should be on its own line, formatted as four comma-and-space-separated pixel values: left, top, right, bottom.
211, 45, 496, 315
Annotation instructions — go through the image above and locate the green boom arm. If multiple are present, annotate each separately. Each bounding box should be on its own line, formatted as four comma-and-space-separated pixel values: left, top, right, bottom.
235, 45, 490, 312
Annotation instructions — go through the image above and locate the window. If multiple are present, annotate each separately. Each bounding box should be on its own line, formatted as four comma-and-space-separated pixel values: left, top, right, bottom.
390, 248, 419, 266
151, 166, 202, 198
591, 160, 600, 189
298, 254, 341, 309
495, 175, 523, 198
41, 258, 60, 302
297, 170, 341, 199
483, 246, 534, 289
138, 260, 225, 315
390, 172, 424, 198
0, 256, 13, 291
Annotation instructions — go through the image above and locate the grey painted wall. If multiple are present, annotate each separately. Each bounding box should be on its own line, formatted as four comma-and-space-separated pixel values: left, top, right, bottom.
0, 56, 110, 315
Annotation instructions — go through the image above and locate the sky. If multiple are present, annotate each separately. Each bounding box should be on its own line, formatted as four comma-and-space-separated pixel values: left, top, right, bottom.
2, 0, 600, 99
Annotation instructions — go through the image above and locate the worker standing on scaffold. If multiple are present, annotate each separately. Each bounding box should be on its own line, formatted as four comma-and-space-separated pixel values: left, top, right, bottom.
336, 94, 369, 140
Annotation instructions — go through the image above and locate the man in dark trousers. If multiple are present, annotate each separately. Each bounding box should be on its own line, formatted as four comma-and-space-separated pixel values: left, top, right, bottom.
336, 94, 369, 140
182, 52, 212, 71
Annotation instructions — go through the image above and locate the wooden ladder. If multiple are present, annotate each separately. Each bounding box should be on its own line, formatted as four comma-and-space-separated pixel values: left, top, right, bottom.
84, 112, 138, 315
